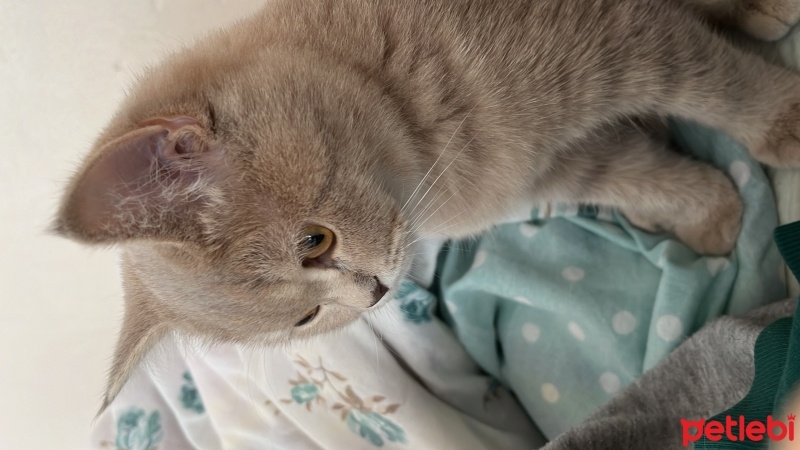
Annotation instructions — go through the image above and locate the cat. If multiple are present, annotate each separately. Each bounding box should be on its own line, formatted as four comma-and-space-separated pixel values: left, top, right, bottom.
54, 0, 800, 412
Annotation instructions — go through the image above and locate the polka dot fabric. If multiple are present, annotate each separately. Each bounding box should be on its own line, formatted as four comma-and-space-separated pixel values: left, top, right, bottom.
425, 120, 786, 439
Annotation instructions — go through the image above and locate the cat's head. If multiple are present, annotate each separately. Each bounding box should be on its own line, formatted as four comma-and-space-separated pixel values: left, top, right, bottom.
54, 40, 417, 411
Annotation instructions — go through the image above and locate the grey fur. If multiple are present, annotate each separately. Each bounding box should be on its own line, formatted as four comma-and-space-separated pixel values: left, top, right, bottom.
53, 0, 800, 412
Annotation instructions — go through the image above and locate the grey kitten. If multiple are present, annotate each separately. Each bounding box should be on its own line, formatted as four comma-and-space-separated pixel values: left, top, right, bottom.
54, 0, 800, 411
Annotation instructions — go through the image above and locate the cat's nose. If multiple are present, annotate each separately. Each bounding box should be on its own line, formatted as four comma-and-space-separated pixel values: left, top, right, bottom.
370, 277, 388, 307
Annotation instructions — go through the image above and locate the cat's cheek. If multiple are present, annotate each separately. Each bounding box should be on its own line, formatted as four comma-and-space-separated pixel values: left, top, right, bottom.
296, 307, 363, 338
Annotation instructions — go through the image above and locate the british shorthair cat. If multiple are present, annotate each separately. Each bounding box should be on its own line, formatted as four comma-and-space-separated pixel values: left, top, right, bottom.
55, 0, 800, 411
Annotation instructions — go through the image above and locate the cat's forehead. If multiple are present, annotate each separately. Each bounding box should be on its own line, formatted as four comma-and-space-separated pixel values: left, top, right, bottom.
107, 43, 396, 259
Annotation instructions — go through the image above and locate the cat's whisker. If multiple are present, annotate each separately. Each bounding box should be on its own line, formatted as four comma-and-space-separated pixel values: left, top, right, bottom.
409, 187, 464, 236
402, 204, 457, 253
406, 185, 451, 232
404, 125, 486, 230
367, 309, 406, 360
402, 115, 485, 225
399, 105, 478, 216
365, 313, 383, 381
243, 345, 263, 419
259, 346, 296, 425
409, 192, 464, 239
406, 214, 468, 248
404, 127, 485, 240
371, 313, 391, 364
403, 254, 431, 266
258, 348, 276, 413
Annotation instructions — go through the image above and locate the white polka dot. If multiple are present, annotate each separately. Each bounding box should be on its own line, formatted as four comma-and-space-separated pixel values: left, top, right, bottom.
541, 383, 560, 403
562, 266, 585, 282
471, 251, 487, 270
519, 223, 540, 238
612, 311, 637, 335
513, 296, 534, 306
730, 161, 751, 189
446, 300, 458, 314
656, 315, 683, 342
706, 257, 730, 276
567, 321, 586, 341
599, 372, 621, 394
522, 323, 541, 343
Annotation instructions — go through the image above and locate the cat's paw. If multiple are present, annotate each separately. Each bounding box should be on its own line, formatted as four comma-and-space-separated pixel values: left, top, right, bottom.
672, 190, 743, 256
751, 101, 800, 168
739, 0, 800, 41
625, 175, 743, 256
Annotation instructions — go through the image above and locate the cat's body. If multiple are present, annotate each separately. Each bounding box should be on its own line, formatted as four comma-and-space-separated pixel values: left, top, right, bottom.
55, 0, 800, 410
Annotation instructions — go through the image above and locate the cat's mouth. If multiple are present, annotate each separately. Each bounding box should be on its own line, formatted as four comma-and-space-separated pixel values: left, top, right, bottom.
370, 276, 389, 307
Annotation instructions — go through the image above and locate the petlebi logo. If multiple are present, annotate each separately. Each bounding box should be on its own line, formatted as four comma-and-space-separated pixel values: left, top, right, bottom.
681, 414, 796, 446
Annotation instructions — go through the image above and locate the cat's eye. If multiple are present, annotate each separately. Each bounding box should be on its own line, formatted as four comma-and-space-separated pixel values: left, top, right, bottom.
295, 306, 320, 327
301, 225, 334, 262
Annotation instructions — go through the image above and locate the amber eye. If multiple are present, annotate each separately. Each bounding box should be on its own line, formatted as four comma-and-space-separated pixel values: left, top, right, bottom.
301, 225, 334, 260
295, 305, 320, 327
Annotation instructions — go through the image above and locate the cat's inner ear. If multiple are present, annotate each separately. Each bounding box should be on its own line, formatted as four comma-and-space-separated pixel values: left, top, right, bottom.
55, 117, 223, 243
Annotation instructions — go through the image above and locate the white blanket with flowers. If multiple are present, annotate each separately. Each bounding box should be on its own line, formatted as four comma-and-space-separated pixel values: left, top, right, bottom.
90, 285, 545, 449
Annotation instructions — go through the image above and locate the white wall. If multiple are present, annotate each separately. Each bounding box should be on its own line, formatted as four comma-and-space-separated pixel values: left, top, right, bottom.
0, 0, 264, 447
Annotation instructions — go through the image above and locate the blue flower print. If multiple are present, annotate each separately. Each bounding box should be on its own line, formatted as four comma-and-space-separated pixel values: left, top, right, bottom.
179, 371, 205, 414
291, 383, 320, 404
395, 280, 435, 324
347, 410, 407, 447
115, 407, 163, 450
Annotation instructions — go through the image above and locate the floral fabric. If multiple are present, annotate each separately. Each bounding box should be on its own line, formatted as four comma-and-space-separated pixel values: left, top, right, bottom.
90, 289, 543, 449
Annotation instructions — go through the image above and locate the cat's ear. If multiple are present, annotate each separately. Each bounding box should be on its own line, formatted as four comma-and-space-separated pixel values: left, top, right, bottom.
54, 117, 225, 244
98, 272, 169, 416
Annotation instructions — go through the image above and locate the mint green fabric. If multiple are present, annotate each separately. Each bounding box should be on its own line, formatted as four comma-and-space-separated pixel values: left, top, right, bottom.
394, 120, 786, 439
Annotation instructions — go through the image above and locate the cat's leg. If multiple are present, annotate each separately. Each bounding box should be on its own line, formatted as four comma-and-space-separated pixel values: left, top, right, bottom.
543, 124, 742, 255
678, 0, 800, 40
652, 24, 800, 169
